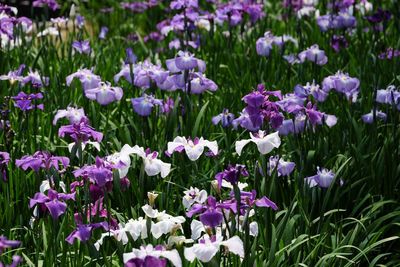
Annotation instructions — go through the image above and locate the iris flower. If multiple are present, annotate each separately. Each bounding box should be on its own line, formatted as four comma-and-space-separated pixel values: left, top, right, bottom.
167, 136, 218, 161
235, 130, 281, 156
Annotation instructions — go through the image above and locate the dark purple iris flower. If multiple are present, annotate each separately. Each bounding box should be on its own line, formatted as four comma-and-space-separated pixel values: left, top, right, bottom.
215, 164, 248, 189
58, 119, 103, 143
65, 222, 109, 245
29, 189, 76, 220
187, 196, 223, 228
16, 151, 69, 172
125, 256, 167, 267
0, 152, 10, 181
331, 35, 348, 53
234, 85, 284, 130
366, 8, 391, 24
12, 92, 43, 111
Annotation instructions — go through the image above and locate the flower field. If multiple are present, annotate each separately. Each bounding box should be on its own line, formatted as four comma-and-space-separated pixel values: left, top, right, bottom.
1, 0, 400, 266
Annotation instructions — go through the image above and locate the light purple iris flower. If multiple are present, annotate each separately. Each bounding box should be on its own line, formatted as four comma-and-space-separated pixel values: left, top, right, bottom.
166, 51, 206, 73
66, 68, 102, 91
256, 31, 297, 57
361, 110, 387, 124
298, 44, 328, 65
170, 0, 198, 10
32, 0, 59, 10
294, 81, 329, 102
58, 120, 103, 143
66, 222, 109, 244
232, 109, 260, 131
53, 107, 87, 125
22, 69, 49, 88
75, 15, 85, 29
376, 85, 400, 109
0, 152, 10, 182
0, 64, 25, 85
16, 151, 69, 172
29, 189, 75, 219
85, 82, 123, 105
98, 26, 108, 40
114, 61, 169, 90
322, 71, 360, 102
268, 156, 296, 177
212, 109, 235, 127
131, 94, 163, 116
124, 48, 137, 64
0, 236, 21, 254
72, 40, 91, 55
172, 72, 217, 94
305, 167, 343, 188
277, 114, 307, 136
12, 92, 44, 111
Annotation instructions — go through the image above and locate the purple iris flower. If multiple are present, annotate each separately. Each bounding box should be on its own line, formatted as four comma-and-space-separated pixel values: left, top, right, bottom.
166, 51, 206, 73
215, 164, 248, 189
212, 109, 235, 127
114, 61, 169, 90
376, 85, 400, 109
84, 82, 123, 105
11, 92, 43, 111
378, 48, 400, 60
0, 64, 25, 85
221, 190, 278, 215
66, 68, 102, 91
277, 115, 306, 136
295, 82, 329, 102
305, 167, 343, 188
0, 152, 10, 181
125, 256, 167, 267
170, 0, 198, 10
298, 45, 328, 65
125, 48, 137, 65
72, 40, 91, 55
331, 35, 349, 53
58, 120, 103, 143
268, 156, 296, 177
16, 151, 69, 172
187, 196, 223, 228
0, 236, 21, 254
131, 94, 163, 116
161, 97, 175, 114
65, 222, 109, 245
322, 72, 360, 102
75, 15, 85, 29
361, 110, 387, 124
21, 69, 49, 88
120, 2, 149, 13
172, 72, 217, 94
32, 0, 59, 10
29, 189, 75, 220
73, 157, 119, 187
232, 109, 260, 131
98, 26, 108, 40
366, 8, 391, 24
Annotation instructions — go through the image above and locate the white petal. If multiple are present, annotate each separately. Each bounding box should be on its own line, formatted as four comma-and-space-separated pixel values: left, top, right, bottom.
142, 204, 158, 218
202, 140, 218, 155
221, 236, 244, 258
249, 222, 259, 236
185, 144, 205, 161
235, 139, 251, 156
190, 220, 205, 240
191, 243, 219, 262
161, 250, 182, 267
255, 131, 281, 154
167, 136, 187, 154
